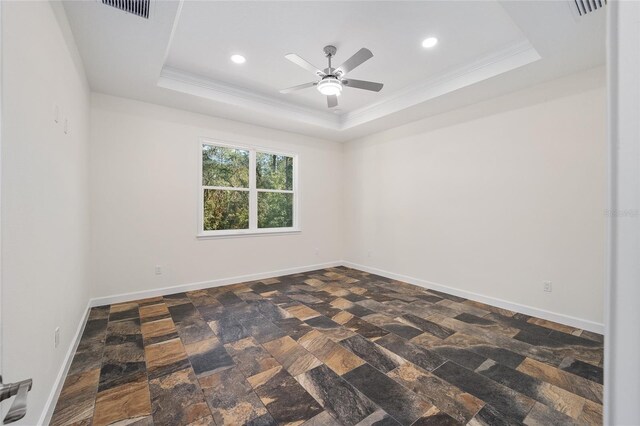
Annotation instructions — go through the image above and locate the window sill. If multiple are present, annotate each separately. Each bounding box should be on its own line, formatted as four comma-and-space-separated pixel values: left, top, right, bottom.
197, 228, 301, 240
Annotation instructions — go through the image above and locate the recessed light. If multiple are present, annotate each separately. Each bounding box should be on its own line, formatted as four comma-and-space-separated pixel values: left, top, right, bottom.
230, 54, 246, 64
422, 37, 438, 48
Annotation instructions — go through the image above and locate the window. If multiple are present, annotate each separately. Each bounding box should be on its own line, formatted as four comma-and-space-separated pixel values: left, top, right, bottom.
199, 140, 298, 236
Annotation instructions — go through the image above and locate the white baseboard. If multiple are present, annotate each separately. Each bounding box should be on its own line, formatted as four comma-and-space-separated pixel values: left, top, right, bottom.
89, 261, 343, 307
90, 259, 604, 332
38, 300, 92, 426
342, 261, 604, 334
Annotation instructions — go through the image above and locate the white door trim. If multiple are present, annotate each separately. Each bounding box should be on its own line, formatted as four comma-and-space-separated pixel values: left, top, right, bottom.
0, 0, 5, 417
604, 1, 640, 424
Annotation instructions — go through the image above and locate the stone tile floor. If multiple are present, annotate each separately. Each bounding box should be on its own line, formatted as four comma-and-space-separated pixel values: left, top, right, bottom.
51, 267, 603, 425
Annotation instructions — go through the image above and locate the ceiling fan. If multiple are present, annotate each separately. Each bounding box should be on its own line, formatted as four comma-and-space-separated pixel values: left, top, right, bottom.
280, 45, 384, 108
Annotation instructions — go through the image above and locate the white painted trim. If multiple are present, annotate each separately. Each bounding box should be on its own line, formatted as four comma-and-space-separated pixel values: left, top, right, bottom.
603, 4, 615, 423
198, 138, 299, 237
196, 229, 301, 240
158, 40, 540, 133
88, 259, 604, 332
342, 261, 604, 334
0, 0, 4, 417
604, 1, 640, 423
249, 149, 257, 230
89, 261, 342, 307
158, 0, 184, 77
158, 67, 340, 129
38, 300, 92, 426
340, 40, 541, 130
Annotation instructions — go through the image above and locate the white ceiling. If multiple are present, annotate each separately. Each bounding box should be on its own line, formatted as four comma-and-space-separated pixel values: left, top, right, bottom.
166, 1, 527, 112
62, 0, 605, 142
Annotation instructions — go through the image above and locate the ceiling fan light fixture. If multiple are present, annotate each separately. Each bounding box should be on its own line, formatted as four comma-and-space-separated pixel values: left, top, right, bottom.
317, 77, 342, 96
281, 46, 381, 108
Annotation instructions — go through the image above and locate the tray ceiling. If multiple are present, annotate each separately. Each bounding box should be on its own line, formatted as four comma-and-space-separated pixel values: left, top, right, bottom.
62, 0, 605, 141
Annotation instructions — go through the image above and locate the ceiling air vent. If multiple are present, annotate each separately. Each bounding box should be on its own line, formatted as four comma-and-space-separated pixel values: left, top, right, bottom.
573, 0, 606, 16
102, 0, 150, 19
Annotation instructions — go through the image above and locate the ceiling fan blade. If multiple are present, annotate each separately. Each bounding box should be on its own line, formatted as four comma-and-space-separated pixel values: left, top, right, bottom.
342, 79, 384, 92
327, 95, 338, 108
335, 48, 373, 76
285, 54, 325, 76
279, 82, 317, 94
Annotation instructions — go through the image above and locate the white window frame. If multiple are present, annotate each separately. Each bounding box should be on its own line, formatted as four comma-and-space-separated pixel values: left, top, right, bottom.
198, 138, 300, 238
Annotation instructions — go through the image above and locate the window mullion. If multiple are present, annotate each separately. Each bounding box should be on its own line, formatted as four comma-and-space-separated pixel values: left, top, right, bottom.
249, 150, 257, 230
200, 187, 205, 234
203, 185, 249, 191
256, 189, 294, 194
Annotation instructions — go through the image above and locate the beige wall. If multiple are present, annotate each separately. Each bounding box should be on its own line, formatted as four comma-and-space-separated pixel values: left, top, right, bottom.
1, 1, 91, 423
343, 73, 606, 326
89, 94, 344, 299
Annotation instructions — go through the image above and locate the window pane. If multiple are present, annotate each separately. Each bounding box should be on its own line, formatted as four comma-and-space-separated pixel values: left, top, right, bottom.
256, 152, 293, 190
258, 192, 293, 228
203, 189, 249, 230
202, 145, 249, 188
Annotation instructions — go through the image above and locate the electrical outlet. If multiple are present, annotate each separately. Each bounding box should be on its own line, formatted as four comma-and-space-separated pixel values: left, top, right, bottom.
543, 281, 553, 293
54, 327, 60, 348
314, 248, 320, 256
155, 265, 162, 275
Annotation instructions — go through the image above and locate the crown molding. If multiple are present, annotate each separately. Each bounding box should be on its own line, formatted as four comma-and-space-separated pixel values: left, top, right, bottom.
340, 39, 541, 129
158, 39, 541, 132
158, 66, 341, 129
